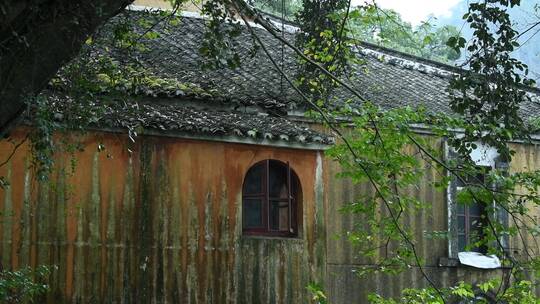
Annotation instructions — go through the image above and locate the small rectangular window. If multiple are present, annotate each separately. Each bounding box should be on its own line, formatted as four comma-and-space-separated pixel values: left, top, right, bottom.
445, 141, 508, 258
454, 167, 490, 254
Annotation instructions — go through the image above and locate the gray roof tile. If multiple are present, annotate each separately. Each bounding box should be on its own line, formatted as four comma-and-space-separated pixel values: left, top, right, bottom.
50, 9, 540, 145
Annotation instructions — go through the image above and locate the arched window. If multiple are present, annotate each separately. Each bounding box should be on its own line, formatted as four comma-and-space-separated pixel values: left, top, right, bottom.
242, 160, 301, 237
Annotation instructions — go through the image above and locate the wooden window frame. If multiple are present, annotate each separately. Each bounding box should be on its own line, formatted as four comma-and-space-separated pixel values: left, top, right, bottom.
455, 168, 489, 254
446, 141, 509, 258
242, 159, 299, 237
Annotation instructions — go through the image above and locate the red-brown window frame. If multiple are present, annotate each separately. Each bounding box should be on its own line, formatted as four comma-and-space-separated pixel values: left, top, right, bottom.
242, 159, 300, 237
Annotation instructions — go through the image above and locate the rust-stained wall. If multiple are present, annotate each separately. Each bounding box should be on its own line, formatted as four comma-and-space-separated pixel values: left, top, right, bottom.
0, 128, 325, 303
323, 138, 540, 303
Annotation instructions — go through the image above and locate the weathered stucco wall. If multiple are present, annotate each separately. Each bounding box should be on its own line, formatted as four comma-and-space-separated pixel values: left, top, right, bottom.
0, 128, 325, 303
324, 138, 540, 303
3, 126, 540, 303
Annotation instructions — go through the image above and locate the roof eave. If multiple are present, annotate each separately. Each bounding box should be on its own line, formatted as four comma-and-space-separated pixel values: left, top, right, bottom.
88, 126, 333, 150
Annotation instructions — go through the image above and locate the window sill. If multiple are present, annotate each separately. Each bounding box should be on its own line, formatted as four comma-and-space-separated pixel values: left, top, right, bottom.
438, 257, 512, 270
438, 257, 460, 267
241, 235, 303, 241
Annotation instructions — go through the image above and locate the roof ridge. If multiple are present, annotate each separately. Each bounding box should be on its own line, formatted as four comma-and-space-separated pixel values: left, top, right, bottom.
355, 40, 462, 74
355, 40, 540, 94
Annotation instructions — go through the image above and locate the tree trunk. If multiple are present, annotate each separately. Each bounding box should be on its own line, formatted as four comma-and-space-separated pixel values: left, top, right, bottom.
0, 0, 133, 137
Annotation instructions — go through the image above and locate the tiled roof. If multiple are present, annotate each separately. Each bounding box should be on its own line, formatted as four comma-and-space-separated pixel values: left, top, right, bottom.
100, 10, 540, 116
349, 43, 540, 118
44, 93, 332, 145
110, 11, 300, 110
51, 9, 540, 146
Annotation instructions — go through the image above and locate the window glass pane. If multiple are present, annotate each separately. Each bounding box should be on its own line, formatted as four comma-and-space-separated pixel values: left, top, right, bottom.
469, 202, 483, 216
469, 217, 484, 247
475, 172, 486, 185
456, 176, 466, 188
291, 174, 298, 195
244, 164, 263, 194
457, 202, 465, 214
269, 162, 288, 198
243, 198, 263, 228
457, 216, 465, 233
462, 171, 485, 185
269, 200, 289, 231
458, 234, 466, 252
470, 217, 483, 230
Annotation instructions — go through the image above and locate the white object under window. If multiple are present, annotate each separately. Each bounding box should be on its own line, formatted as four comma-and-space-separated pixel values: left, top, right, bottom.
458, 252, 501, 269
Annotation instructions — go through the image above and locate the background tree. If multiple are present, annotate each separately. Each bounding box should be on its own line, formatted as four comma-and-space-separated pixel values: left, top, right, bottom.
248, 0, 302, 21
347, 6, 461, 63
440, 0, 540, 81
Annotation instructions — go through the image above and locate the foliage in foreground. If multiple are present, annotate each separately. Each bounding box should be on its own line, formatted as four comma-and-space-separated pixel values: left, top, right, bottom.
0, 266, 54, 303
296, 0, 540, 302
307, 282, 328, 304
369, 280, 540, 304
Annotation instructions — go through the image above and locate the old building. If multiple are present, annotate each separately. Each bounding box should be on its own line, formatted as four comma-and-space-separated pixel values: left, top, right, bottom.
1, 6, 540, 303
